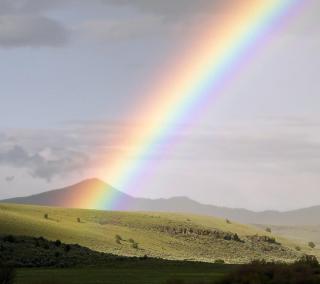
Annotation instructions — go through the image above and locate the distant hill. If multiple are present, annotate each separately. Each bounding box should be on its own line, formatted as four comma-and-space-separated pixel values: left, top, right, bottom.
2, 178, 320, 226
0, 203, 313, 263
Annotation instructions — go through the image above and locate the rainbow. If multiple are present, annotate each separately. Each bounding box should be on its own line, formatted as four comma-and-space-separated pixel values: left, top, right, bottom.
77, 0, 302, 210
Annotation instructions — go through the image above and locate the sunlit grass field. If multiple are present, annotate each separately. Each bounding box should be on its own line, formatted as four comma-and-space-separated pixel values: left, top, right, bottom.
1, 203, 314, 264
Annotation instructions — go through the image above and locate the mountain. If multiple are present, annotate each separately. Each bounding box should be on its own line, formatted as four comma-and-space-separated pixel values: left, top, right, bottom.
2, 178, 320, 226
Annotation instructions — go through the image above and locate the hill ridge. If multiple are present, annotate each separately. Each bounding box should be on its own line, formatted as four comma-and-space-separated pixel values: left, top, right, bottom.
2, 178, 320, 226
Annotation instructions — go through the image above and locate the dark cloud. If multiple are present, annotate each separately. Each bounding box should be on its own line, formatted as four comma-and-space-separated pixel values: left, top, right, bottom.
0, 15, 69, 47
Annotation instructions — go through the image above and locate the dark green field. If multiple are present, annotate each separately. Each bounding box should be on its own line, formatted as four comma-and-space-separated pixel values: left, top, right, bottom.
14, 263, 232, 284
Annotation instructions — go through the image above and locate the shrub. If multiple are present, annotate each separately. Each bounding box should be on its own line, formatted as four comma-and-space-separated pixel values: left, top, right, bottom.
233, 233, 241, 242
77, 217, 81, 223
214, 259, 225, 264
43, 243, 50, 250
128, 238, 135, 243
217, 260, 320, 284
55, 240, 61, 247
308, 241, 316, 249
295, 255, 319, 268
0, 266, 15, 284
266, 227, 272, 233
225, 219, 231, 224
64, 244, 71, 252
44, 213, 48, 219
295, 246, 301, 251
131, 242, 138, 249
115, 235, 122, 244
3, 235, 15, 243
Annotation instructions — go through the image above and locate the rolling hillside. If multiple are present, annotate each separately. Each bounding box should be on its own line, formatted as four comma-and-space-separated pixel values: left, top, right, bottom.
2, 178, 320, 226
254, 224, 320, 248
0, 203, 318, 264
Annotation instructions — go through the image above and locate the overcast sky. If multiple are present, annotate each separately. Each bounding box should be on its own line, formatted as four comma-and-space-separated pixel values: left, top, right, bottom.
0, 0, 319, 211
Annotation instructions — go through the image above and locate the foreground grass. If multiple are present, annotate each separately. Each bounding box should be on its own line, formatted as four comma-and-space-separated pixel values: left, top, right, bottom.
14, 263, 232, 284
0, 203, 307, 263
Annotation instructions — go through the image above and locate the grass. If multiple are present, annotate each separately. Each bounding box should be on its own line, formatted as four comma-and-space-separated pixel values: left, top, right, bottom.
254, 224, 320, 259
0, 203, 312, 263
14, 263, 232, 284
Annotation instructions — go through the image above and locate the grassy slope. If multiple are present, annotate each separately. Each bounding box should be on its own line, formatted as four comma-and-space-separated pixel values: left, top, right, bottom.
254, 224, 320, 249
0, 203, 314, 263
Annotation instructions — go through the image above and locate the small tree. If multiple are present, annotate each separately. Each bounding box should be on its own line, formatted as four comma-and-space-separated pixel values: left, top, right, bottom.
308, 241, 316, 249
266, 227, 272, 233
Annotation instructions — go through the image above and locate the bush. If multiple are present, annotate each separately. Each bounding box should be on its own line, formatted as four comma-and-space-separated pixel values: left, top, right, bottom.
54, 240, 61, 247
128, 238, 135, 243
308, 241, 316, 249
295, 246, 301, 251
115, 235, 122, 244
265, 227, 272, 233
3, 235, 15, 243
44, 213, 48, 219
233, 233, 241, 242
0, 266, 15, 284
43, 243, 49, 250
77, 217, 81, 223
131, 242, 138, 249
217, 259, 320, 284
225, 219, 231, 224
214, 259, 225, 264
64, 245, 71, 252
296, 255, 319, 268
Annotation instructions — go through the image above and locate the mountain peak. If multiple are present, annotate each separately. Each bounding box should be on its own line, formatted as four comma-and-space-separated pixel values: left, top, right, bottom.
72, 178, 108, 188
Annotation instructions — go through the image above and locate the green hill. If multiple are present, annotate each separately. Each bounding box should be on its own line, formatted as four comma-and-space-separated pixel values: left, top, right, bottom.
0, 203, 316, 264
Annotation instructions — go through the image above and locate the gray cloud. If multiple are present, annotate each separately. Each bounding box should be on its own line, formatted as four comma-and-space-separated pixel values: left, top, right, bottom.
0, 0, 68, 15
5, 176, 14, 182
79, 15, 164, 43
105, 0, 229, 18
0, 15, 69, 47
0, 145, 89, 181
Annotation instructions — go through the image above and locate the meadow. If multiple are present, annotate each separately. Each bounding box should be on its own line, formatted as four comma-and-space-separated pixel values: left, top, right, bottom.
13, 263, 232, 284
0, 203, 315, 264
